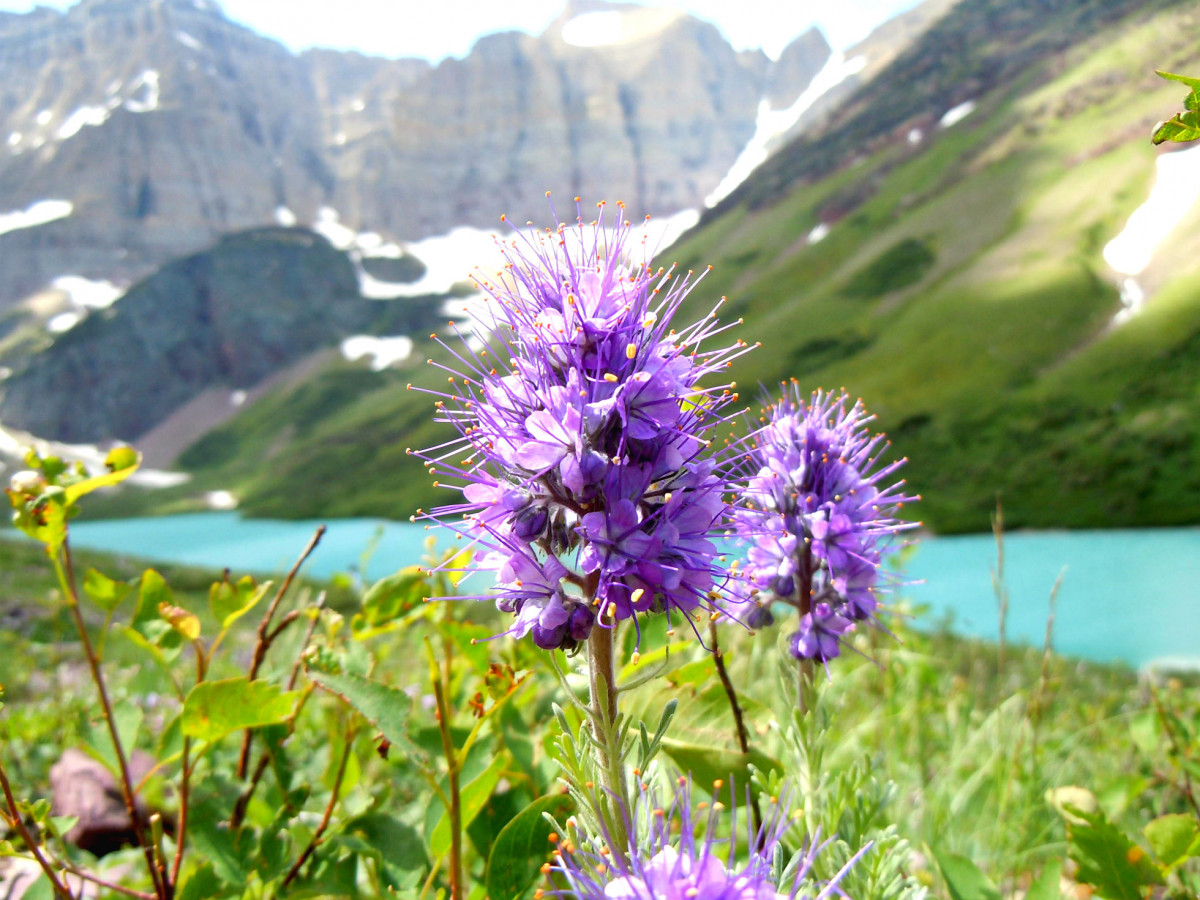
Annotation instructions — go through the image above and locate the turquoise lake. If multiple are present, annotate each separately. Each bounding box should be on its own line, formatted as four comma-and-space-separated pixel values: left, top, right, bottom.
59, 512, 1200, 670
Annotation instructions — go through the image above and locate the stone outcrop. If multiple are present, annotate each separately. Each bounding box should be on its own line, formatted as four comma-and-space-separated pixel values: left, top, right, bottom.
0, 0, 832, 309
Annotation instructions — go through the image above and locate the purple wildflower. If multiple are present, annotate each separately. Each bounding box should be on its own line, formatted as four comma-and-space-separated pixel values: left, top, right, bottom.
731, 385, 917, 664
411, 200, 754, 650
548, 777, 861, 900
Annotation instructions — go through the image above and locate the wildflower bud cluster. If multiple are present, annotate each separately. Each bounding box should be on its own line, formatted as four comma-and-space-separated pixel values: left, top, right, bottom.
413, 202, 752, 650
731, 385, 917, 662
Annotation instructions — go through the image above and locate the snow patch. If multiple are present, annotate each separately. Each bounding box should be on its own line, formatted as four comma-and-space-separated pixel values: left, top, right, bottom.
124, 70, 160, 113
35, 109, 51, 126
939, 100, 976, 129
907, 128, 923, 145
1112, 278, 1145, 326
7, 132, 21, 148
1103, 144, 1200, 277
807, 223, 830, 244
313, 206, 359, 250
57, 105, 110, 139
175, 30, 203, 51
230, 390, 246, 406
706, 53, 867, 207
52, 275, 123, 309
334, 131, 347, 146
274, 205, 297, 227
351, 97, 365, 112
0, 199, 72, 236
47, 311, 81, 333
341, 335, 414, 370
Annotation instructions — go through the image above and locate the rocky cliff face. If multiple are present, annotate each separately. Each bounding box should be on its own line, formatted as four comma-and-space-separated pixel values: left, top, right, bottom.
0, 0, 831, 310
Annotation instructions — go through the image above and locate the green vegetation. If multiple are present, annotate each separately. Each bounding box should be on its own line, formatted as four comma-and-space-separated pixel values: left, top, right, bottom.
94, 0, 1200, 533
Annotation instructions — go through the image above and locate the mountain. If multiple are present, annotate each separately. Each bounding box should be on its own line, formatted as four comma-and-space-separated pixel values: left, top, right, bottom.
0, 0, 831, 311
76, 0, 1200, 534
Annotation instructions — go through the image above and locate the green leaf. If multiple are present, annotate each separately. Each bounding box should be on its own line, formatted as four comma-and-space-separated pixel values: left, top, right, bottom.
1144, 813, 1200, 871
933, 850, 1001, 900
82, 569, 132, 613
1157, 70, 1200, 92
159, 601, 201, 641
660, 738, 783, 805
439, 620, 492, 673
306, 668, 422, 761
177, 864, 229, 900
485, 793, 574, 900
181, 678, 300, 743
429, 754, 506, 861
345, 813, 428, 876
1067, 807, 1162, 900
63, 448, 140, 503
1153, 115, 1200, 145
1025, 860, 1063, 900
354, 566, 425, 634
209, 575, 270, 629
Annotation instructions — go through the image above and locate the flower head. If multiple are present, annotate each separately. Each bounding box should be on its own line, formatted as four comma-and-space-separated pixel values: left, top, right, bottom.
412, 200, 753, 649
549, 777, 859, 900
731, 385, 917, 663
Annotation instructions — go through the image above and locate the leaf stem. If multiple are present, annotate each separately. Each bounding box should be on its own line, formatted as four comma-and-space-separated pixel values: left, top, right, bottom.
281, 723, 356, 887
237, 525, 325, 780
56, 540, 167, 900
0, 758, 75, 899
709, 621, 764, 838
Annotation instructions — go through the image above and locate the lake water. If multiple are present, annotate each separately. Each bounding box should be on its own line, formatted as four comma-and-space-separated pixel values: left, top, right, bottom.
57, 512, 1200, 670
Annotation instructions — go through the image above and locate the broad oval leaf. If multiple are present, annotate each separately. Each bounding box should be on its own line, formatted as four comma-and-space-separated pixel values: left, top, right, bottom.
83, 568, 132, 614
486, 792, 574, 900
181, 678, 300, 743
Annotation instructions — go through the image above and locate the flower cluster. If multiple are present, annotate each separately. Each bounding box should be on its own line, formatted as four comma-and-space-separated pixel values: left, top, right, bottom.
549, 777, 858, 900
412, 201, 752, 650
731, 385, 917, 663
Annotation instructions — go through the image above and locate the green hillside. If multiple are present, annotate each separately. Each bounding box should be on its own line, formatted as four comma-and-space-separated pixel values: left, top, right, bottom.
101, 0, 1200, 533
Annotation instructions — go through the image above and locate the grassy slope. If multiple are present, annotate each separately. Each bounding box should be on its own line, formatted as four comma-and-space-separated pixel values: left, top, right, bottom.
98, 0, 1200, 532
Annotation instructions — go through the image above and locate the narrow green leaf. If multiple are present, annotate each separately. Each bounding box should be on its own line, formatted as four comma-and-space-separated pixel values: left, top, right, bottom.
934, 850, 1001, 900
1144, 813, 1199, 871
430, 754, 506, 861
181, 678, 300, 743
1157, 70, 1200, 92
306, 668, 422, 760
486, 793, 574, 900
82, 569, 131, 614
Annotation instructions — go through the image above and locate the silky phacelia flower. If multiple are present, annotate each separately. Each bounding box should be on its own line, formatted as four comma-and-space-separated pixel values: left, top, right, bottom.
549, 777, 861, 900
410, 199, 754, 650
731, 385, 917, 664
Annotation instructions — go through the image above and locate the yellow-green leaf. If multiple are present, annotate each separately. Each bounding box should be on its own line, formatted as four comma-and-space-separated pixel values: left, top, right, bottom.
181, 678, 300, 743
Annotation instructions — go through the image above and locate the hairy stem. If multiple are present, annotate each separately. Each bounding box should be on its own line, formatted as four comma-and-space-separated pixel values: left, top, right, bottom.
587, 624, 630, 854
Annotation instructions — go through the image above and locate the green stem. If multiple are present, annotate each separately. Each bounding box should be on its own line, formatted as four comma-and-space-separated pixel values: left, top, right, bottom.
587, 624, 630, 855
